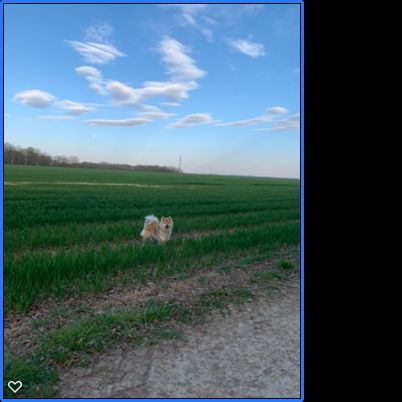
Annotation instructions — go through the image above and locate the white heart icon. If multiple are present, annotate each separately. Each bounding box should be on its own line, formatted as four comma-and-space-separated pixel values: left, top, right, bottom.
8, 380, 23, 393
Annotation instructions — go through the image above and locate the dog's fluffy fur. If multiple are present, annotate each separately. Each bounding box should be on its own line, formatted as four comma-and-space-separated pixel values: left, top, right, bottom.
140, 215, 174, 244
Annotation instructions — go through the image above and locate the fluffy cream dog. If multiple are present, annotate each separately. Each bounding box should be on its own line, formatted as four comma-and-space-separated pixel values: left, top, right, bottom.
140, 215, 174, 244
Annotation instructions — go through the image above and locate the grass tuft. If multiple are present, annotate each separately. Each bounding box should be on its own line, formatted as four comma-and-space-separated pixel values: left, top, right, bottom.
4, 352, 59, 399
279, 260, 295, 270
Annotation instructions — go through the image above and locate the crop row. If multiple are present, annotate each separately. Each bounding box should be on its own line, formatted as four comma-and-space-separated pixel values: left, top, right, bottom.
5, 221, 300, 312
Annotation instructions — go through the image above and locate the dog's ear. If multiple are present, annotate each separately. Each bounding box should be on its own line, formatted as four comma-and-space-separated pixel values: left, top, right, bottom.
161, 216, 165, 220
168, 216, 172, 221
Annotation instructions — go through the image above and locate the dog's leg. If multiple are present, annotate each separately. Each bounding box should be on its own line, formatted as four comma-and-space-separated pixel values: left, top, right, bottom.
142, 230, 151, 242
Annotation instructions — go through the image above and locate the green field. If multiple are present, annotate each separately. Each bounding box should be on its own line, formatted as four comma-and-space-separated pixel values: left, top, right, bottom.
5, 165, 300, 313
4, 164, 300, 398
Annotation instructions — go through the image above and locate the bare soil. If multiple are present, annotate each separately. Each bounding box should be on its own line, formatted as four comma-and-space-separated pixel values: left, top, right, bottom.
59, 281, 300, 398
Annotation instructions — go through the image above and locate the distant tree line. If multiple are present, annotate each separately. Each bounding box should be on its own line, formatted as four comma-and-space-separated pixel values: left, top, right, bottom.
4, 143, 182, 173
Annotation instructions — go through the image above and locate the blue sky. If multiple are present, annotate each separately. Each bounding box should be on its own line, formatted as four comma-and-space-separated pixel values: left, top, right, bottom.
4, 4, 300, 178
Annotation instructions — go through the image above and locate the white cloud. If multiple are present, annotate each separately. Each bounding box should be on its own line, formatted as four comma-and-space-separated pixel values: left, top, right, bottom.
266, 106, 288, 115
217, 107, 288, 127
256, 114, 300, 132
84, 22, 114, 44
169, 113, 214, 128
74, 37, 204, 108
13, 89, 96, 116
88, 83, 107, 95
158, 37, 206, 81
227, 38, 265, 58
141, 80, 198, 101
56, 100, 96, 115
137, 110, 173, 121
4, 113, 11, 118
36, 115, 74, 120
105, 80, 198, 106
105, 81, 139, 105
86, 118, 149, 127
76, 66, 106, 95
67, 41, 125, 64
75, 66, 102, 81
85, 106, 172, 127
13, 89, 56, 108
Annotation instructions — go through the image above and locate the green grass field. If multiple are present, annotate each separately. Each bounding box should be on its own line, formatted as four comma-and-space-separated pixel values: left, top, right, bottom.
5, 165, 300, 313
4, 164, 300, 398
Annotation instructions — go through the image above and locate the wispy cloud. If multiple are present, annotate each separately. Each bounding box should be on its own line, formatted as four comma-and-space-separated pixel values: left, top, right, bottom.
13, 89, 56, 108
67, 41, 125, 64
266, 106, 288, 115
84, 22, 114, 44
217, 107, 287, 127
180, 7, 213, 41
67, 22, 125, 65
85, 107, 172, 127
4, 113, 11, 118
169, 113, 214, 128
227, 38, 265, 58
76, 66, 106, 95
76, 65, 102, 81
137, 110, 173, 121
165, 5, 214, 41
255, 113, 300, 132
56, 100, 96, 115
158, 36, 206, 81
88, 82, 107, 95
217, 115, 272, 127
86, 118, 150, 127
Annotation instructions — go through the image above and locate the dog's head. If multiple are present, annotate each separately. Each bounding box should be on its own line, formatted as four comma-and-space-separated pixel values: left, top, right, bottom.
160, 216, 173, 230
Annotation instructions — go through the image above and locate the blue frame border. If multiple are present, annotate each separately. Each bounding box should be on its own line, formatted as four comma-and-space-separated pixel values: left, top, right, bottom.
0, 1, 304, 401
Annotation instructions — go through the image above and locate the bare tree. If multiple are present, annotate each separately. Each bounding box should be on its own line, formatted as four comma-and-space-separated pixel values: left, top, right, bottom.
68, 156, 80, 164
4, 143, 182, 173
54, 155, 69, 165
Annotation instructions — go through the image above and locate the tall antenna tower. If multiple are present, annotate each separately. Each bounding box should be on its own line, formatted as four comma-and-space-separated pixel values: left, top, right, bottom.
178, 154, 182, 173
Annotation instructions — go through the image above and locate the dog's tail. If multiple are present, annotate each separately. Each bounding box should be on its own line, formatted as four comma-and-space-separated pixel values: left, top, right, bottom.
141, 214, 159, 237
144, 214, 159, 224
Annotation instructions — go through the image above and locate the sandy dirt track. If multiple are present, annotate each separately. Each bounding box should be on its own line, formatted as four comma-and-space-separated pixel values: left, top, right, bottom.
60, 282, 300, 398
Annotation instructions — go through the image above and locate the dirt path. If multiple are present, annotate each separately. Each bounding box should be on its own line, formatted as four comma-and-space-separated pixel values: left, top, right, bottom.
59, 283, 300, 398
